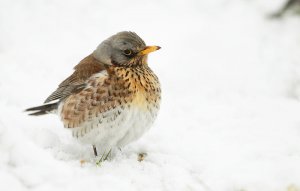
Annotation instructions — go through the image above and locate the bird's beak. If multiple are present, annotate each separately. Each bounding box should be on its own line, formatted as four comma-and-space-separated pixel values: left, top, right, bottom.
138, 46, 161, 56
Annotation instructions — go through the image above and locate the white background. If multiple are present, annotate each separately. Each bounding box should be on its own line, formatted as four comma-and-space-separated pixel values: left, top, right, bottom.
1, 0, 300, 190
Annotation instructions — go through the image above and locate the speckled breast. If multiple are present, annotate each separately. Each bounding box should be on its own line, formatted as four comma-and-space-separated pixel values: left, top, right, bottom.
60, 65, 161, 149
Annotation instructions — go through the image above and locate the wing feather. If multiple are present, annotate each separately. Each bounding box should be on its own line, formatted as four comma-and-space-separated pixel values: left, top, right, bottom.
44, 54, 105, 103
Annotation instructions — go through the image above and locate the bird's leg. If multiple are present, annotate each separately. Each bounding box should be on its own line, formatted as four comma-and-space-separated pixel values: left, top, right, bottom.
92, 145, 98, 157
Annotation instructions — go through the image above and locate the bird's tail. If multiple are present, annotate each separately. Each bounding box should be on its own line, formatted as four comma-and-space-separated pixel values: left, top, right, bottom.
25, 103, 58, 116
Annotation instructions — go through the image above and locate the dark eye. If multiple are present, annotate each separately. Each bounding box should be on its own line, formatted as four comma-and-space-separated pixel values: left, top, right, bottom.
123, 49, 133, 56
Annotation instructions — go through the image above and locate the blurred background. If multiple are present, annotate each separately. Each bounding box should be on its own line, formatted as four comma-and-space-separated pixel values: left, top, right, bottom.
1, 0, 300, 190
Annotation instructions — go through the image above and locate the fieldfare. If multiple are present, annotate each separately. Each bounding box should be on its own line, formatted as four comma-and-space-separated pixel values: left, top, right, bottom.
26, 31, 161, 159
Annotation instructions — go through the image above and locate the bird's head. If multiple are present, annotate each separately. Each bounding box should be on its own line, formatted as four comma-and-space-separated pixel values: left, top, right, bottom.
93, 31, 160, 67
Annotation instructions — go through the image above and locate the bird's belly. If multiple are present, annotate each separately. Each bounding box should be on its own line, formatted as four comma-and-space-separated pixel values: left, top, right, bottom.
71, 103, 159, 151
116, 105, 159, 147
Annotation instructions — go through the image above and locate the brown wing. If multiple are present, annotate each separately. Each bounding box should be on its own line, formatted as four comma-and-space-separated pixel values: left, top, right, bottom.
44, 54, 106, 103
60, 71, 134, 129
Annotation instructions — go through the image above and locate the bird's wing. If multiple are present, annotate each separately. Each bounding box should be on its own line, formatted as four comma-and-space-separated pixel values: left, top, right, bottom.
44, 54, 106, 103
60, 69, 133, 129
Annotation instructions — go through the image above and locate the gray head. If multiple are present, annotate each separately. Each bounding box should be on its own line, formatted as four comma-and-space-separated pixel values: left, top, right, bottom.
93, 31, 160, 66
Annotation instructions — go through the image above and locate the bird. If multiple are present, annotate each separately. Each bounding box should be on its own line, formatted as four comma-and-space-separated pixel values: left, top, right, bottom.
25, 31, 161, 160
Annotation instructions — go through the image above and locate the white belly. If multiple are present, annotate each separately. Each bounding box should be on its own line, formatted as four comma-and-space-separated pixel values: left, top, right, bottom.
70, 104, 159, 151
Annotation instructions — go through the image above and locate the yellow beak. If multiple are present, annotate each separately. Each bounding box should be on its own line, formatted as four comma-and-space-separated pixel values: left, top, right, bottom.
138, 46, 161, 56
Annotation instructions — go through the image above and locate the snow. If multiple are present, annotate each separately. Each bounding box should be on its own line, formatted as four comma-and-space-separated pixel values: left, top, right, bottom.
1, 0, 300, 190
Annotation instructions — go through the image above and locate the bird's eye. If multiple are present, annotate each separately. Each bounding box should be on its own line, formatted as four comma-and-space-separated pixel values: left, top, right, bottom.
123, 49, 133, 56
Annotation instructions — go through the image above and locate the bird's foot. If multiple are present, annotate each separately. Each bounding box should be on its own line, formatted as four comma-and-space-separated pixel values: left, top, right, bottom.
137, 152, 147, 162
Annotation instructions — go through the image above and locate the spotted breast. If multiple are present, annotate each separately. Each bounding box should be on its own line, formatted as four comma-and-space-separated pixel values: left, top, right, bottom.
59, 65, 161, 151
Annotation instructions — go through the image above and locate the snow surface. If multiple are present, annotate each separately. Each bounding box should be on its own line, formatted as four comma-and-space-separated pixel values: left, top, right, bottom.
1, 0, 300, 190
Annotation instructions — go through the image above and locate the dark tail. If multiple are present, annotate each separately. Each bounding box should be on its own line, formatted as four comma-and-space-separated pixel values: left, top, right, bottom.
25, 103, 58, 116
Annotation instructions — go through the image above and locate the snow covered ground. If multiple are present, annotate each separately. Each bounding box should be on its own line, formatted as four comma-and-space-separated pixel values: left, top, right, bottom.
1, 0, 300, 190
